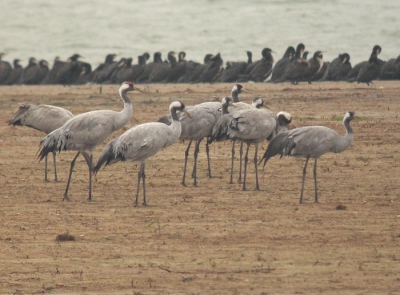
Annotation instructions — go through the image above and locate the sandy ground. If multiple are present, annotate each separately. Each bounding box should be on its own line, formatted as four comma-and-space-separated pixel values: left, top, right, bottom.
0, 81, 399, 294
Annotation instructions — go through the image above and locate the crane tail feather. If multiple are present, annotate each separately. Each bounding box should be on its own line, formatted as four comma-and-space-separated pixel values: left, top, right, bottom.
93, 140, 120, 174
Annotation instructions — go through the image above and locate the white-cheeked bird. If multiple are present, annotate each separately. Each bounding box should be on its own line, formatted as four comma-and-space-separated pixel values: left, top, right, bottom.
216, 107, 292, 190
260, 111, 355, 203
38, 81, 141, 201
93, 101, 191, 206
8, 104, 73, 182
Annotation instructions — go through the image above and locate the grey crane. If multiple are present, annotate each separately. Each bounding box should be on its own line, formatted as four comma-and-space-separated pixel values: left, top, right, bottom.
218, 107, 292, 190
209, 95, 264, 184
178, 98, 226, 186
158, 84, 244, 186
38, 81, 141, 201
93, 101, 191, 206
8, 104, 74, 182
260, 111, 355, 203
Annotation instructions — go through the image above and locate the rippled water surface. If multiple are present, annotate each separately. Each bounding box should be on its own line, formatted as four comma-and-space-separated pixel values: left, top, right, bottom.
1, 0, 399, 68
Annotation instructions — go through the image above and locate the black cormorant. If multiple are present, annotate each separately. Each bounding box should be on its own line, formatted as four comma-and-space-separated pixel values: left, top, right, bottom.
346, 45, 383, 82
217, 51, 252, 82
380, 55, 400, 80
22, 59, 49, 84
305, 51, 324, 83
270, 46, 296, 82
0, 53, 12, 84
91, 53, 117, 83
148, 51, 177, 83
355, 54, 380, 85
136, 52, 163, 83
164, 51, 188, 83
275, 43, 308, 84
184, 53, 213, 83
320, 53, 351, 81
196, 53, 223, 83
2, 59, 23, 85
237, 48, 274, 82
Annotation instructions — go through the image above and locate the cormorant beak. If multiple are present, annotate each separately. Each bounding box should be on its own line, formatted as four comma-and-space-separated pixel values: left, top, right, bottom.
342, 58, 347, 63
241, 88, 249, 93
184, 110, 193, 119
133, 86, 144, 92
230, 103, 238, 108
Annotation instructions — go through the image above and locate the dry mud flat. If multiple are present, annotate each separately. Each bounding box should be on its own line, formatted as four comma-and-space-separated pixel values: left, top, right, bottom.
0, 82, 399, 294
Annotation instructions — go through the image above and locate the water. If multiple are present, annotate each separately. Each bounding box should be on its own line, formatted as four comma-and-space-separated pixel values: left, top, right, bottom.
1, 0, 399, 69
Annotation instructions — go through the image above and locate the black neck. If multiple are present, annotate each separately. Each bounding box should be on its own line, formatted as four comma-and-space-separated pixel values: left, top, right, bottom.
171, 107, 179, 121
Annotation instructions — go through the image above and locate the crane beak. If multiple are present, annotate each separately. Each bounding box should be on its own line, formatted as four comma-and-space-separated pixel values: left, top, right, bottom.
184, 110, 193, 119
133, 86, 144, 92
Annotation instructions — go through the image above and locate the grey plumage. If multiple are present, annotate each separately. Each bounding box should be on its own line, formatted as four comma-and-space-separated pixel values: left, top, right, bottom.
94, 101, 189, 206
209, 86, 263, 184
8, 104, 74, 181
178, 100, 224, 186
221, 108, 292, 190
38, 81, 141, 201
260, 112, 355, 204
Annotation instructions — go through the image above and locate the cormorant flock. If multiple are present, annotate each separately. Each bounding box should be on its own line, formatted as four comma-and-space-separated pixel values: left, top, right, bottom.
0, 44, 399, 86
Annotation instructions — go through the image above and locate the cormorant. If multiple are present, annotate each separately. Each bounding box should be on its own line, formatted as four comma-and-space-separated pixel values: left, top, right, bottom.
275, 43, 308, 84
110, 58, 132, 84
21, 58, 49, 84
164, 51, 188, 83
217, 51, 252, 82
305, 51, 324, 83
184, 53, 213, 83
136, 52, 163, 83
91, 53, 117, 83
50, 54, 84, 85
356, 54, 381, 85
346, 45, 383, 82
0, 53, 12, 84
2, 59, 23, 85
148, 51, 177, 83
270, 46, 296, 82
380, 55, 400, 80
196, 53, 223, 83
237, 48, 274, 82
320, 53, 351, 81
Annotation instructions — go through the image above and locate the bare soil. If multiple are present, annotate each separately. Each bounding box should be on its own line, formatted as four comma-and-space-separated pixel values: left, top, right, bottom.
0, 82, 399, 294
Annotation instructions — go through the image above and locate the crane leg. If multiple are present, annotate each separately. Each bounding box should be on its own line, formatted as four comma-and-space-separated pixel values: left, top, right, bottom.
63, 152, 80, 201
181, 140, 192, 187
230, 141, 235, 184
300, 156, 310, 204
205, 138, 213, 178
238, 142, 244, 183
44, 155, 49, 182
135, 163, 143, 207
52, 152, 58, 182
142, 163, 147, 206
81, 152, 93, 202
254, 144, 260, 190
192, 139, 202, 187
242, 143, 250, 191
313, 158, 318, 203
